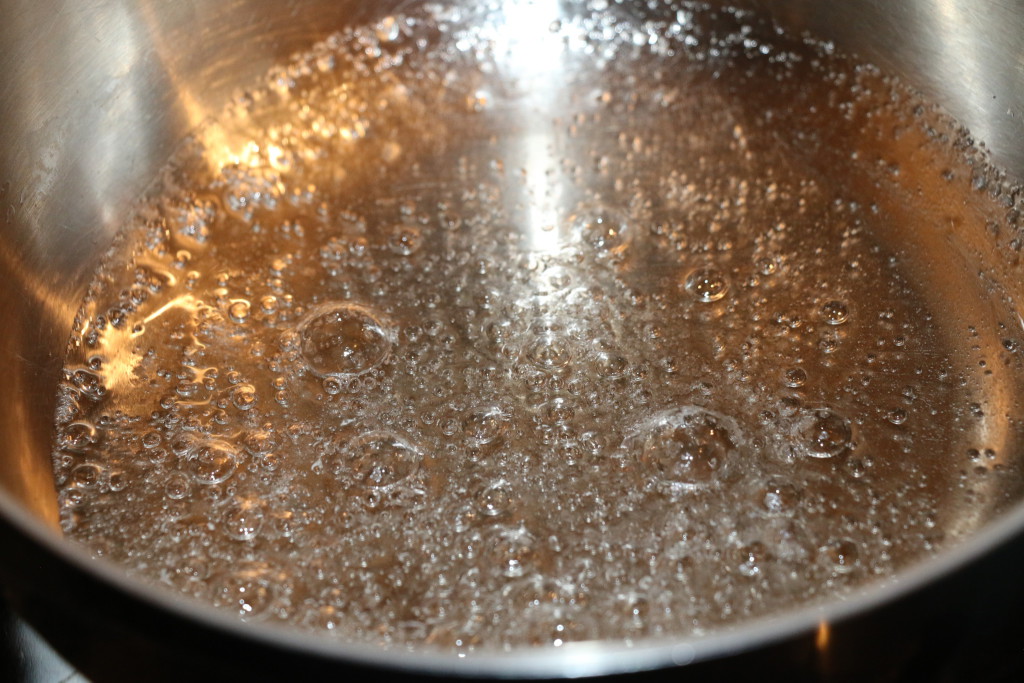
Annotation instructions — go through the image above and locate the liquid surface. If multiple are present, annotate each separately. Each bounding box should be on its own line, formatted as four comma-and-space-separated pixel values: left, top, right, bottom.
52, 1, 1024, 652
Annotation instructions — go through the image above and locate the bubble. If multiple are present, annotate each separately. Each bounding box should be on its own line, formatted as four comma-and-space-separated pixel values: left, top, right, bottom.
259, 452, 280, 471
468, 89, 491, 112
189, 441, 239, 484
107, 469, 128, 492
542, 396, 576, 424
165, 472, 192, 500
463, 406, 511, 446
845, 455, 871, 479
231, 384, 258, 410
735, 541, 770, 577
486, 525, 536, 577
485, 320, 514, 350
596, 350, 628, 379
783, 367, 807, 388
525, 338, 573, 369
297, 303, 392, 377
886, 408, 907, 425
243, 430, 277, 456
211, 564, 279, 620
818, 337, 839, 354
138, 431, 162, 451
760, 482, 802, 514
685, 267, 729, 302
796, 408, 853, 458
547, 268, 571, 289
388, 225, 423, 256
521, 614, 592, 648
278, 329, 300, 352
340, 431, 421, 488
59, 487, 84, 511
229, 300, 251, 324
376, 15, 401, 43
260, 295, 279, 314
570, 208, 629, 255
270, 509, 303, 538
440, 417, 460, 437
176, 554, 211, 583
60, 421, 97, 451
307, 605, 343, 631
148, 446, 173, 465
821, 300, 849, 326
755, 255, 779, 276
476, 480, 513, 517
223, 498, 265, 541
72, 369, 106, 400
624, 407, 743, 490
70, 463, 102, 489
823, 538, 859, 573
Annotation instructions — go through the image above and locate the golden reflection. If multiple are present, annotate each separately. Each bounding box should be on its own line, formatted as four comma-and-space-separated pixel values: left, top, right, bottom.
815, 620, 831, 652
135, 2, 266, 175
99, 294, 208, 393
0, 238, 78, 530
142, 293, 204, 325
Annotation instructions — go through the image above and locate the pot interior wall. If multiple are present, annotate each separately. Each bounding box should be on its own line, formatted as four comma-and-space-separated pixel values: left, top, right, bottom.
0, 0, 406, 524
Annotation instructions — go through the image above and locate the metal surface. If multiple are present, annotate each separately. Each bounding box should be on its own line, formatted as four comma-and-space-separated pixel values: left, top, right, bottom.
2, 0, 1024, 678
745, 0, 1024, 178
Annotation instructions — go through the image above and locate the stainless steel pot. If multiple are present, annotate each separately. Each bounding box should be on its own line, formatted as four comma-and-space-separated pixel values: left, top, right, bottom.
2, 0, 1024, 679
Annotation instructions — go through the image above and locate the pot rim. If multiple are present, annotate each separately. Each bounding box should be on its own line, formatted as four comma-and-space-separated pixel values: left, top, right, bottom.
3, 485, 1024, 678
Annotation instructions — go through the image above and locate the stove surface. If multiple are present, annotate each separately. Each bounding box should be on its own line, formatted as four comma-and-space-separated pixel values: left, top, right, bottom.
1, 596, 84, 683
3, 583, 1024, 683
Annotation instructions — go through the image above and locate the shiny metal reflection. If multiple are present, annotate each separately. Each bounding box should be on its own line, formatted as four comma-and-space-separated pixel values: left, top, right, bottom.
745, 0, 1024, 177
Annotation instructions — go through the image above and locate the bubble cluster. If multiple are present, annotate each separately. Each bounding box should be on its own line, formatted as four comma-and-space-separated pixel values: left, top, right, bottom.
50, 0, 1022, 656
